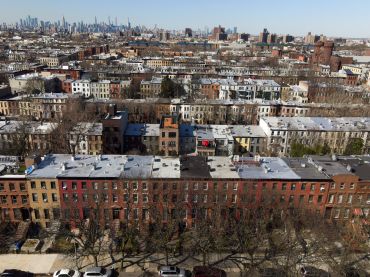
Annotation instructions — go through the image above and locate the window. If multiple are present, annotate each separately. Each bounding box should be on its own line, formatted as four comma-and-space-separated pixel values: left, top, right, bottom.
93, 182, 99, 190
233, 183, 238, 191
34, 209, 40, 219
280, 195, 285, 203
11, 196, 17, 204
133, 194, 138, 203
340, 183, 345, 189
334, 209, 340, 219
32, 193, 38, 202
52, 193, 57, 202
272, 183, 277, 190
31, 181, 36, 189
142, 183, 148, 190
282, 183, 286, 191
193, 183, 198, 190
331, 183, 336, 189
291, 184, 296, 191
41, 182, 46, 189
308, 195, 313, 203
310, 184, 316, 191
223, 183, 228, 191
0, 183, 3, 191
81, 182, 87, 190
50, 182, 56, 189
318, 195, 323, 203
63, 193, 69, 201
301, 183, 306, 190
0, 196, 6, 204
103, 193, 108, 202
289, 195, 294, 203
113, 194, 118, 203
337, 194, 343, 204
329, 194, 334, 204
21, 195, 27, 204
44, 209, 50, 220
124, 194, 129, 202
203, 183, 208, 190
350, 183, 355, 189
83, 193, 88, 202
9, 183, 15, 191
299, 195, 304, 203
344, 208, 350, 219
112, 183, 117, 190
72, 182, 77, 190
143, 194, 148, 203
347, 194, 353, 204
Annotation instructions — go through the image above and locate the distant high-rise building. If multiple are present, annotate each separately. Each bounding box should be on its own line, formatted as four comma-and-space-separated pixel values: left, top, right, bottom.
267, 33, 277, 44
258, 28, 269, 43
283, 34, 294, 43
304, 32, 320, 44
233, 26, 237, 34
239, 33, 250, 42
212, 25, 227, 41
159, 31, 170, 41
185, 28, 192, 37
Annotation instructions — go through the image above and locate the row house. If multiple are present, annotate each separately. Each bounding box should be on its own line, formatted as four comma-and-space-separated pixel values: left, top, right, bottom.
1, 154, 368, 228
260, 117, 370, 156
0, 157, 29, 222
140, 77, 162, 98
0, 120, 56, 156
237, 79, 281, 101
9, 73, 60, 94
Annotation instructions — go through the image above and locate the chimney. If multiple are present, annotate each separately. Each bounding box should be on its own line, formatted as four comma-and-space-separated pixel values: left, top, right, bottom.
25, 154, 42, 168
108, 104, 117, 116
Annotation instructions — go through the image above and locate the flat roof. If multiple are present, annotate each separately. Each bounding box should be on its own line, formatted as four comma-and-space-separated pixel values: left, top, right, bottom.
180, 156, 212, 179
235, 157, 301, 180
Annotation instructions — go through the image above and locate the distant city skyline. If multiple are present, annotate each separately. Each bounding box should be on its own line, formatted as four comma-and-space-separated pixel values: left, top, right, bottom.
0, 0, 369, 38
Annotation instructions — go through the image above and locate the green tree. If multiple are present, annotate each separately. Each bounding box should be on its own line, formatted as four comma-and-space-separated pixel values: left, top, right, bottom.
344, 138, 364, 155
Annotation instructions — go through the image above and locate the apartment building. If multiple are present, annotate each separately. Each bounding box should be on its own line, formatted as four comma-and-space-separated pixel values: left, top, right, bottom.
260, 117, 370, 156
0, 153, 367, 228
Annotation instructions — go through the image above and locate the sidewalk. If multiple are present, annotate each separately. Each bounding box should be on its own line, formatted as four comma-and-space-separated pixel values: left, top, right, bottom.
0, 254, 62, 274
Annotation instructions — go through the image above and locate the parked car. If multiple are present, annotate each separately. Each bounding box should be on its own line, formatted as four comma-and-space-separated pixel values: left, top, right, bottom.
192, 266, 226, 277
300, 266, 330, 277
53, 269, 81, 277
1, 269, 33, 277
158, 266, 186, 277
83, 267, 112, 277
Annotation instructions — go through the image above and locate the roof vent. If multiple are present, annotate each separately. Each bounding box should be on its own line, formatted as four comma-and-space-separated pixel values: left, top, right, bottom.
301, 163, 306, 168
346, 165, 352, 172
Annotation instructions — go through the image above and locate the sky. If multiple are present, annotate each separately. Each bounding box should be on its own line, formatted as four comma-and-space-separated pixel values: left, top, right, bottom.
0, 0, 369, 38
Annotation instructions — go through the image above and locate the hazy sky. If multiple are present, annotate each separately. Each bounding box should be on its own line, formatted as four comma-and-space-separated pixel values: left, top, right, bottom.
1, 0, 369, 38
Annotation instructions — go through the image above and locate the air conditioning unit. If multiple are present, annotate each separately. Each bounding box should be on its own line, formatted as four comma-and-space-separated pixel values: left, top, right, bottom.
320, 188, 325, 192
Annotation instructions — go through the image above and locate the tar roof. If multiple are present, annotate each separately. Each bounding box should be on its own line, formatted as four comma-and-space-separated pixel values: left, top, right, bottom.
337, 155, 370, 180
282, 157, 330, 180
180, 156, 212, 179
